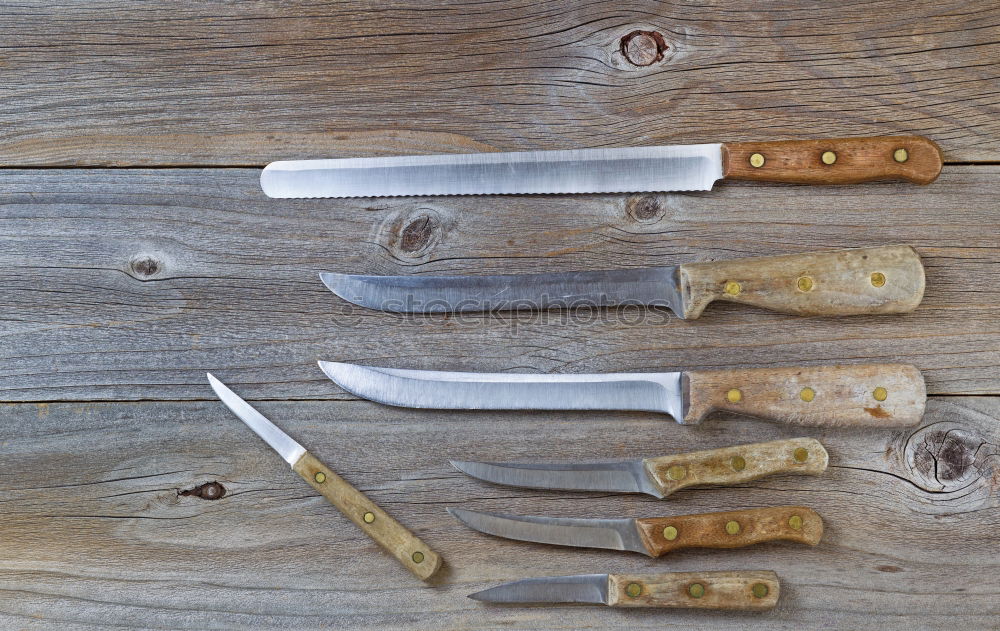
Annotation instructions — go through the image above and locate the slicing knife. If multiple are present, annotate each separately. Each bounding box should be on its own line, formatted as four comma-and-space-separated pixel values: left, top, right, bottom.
450, 438, 828, 498
449, 506, 823, 556
206, 373, 441, 580
468, 571, 780, 609
260, 135, 941, 198
319, 245, 925, 319
318, 360, 927, 427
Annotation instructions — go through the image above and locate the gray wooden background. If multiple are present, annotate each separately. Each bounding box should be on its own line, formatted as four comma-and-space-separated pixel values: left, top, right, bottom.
1, 1, 998, 629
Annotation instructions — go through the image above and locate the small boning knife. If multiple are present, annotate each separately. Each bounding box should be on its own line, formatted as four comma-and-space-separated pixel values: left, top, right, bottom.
450, 506, 822, 556
321, 245, 925, 319
451, 438, 828, 498
468, 571, 780, 610
319, 361, 927, 427
260, 135, 941, 198
206, 374, 441, 580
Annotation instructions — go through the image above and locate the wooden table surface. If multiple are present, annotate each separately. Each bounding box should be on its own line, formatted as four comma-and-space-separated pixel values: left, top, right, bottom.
2, 2, 999, 629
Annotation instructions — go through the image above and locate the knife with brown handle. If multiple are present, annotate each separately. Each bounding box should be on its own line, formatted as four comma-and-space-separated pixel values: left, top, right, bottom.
470, 570, 780, 610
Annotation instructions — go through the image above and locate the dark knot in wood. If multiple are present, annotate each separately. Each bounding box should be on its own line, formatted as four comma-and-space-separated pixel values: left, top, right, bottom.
382, 207, 446, 262
130, 256, 160, 277
626, 194, 666, 223
401, 215, 436, 253
620, 30, 668, 67
179, 481, 226, 500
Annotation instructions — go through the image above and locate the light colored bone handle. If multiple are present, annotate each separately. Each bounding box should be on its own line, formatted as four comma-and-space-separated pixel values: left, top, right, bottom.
608, 571, 780, 609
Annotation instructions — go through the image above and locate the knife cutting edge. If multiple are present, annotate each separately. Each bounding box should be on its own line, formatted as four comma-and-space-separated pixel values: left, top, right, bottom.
449, 506, 822, 556
261, 135, 941, 198
468, 571, 780, 609
206, 373, 442, 580
320, 245, 925, 320
318, 361, 927, 427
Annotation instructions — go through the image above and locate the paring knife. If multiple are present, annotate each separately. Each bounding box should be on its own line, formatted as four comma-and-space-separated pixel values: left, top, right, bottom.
451, 438, 828, 498
206, 374, 441, 580
321, 245, 925, 319
450, 506, 822, 556
468, 571, 780, 610
318, 361, 927, 427
260, 135, 942, 198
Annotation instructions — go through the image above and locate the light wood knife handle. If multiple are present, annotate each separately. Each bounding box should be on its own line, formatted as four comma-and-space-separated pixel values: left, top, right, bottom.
292, 451, 442, 581
635, 506, 822, 557
677, 245, 925, 319
608, 571, 779, 609
643, 437, 827, 496
723, 136, 942, 185
682, 363, 925, 427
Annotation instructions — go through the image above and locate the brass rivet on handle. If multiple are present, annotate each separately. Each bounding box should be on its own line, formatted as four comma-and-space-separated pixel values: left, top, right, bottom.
871, 271, 886, 287
724, 281, 742, 296
794, 447, 809, 462
799, 387, 815, 402
666, 465, 687, 481
663, 525, 679, 540
749, 153, 765, 168
726, 388, 742, 403
752, 583, 769, 598
731, 455, 746, 471
821, 150, 837, 165
688, 583, 705, 598
412, 551, 425, 564
873, 386, 888, 401
788, 514, 804, 530
797, 276, 814, 292
625, 582, 643, 598
313, 472, 327, 483
363, 512, 376, 524
725, 520, 741, 535
894, 148, 909, 163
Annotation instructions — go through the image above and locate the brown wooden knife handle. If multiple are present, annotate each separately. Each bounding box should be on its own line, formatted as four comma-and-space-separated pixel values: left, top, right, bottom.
634, 506, 822, 557
643, 438, 827, 496
677, 245, 925, 319
608, 571, 779, 609
723, 136, 942, 184
682, 363, 926, 427
292, 451, 442, 580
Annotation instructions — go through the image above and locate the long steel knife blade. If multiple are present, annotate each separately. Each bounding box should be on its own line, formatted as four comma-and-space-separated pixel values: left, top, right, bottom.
318, 361, 684, 419
468, 573, 610, 604
320, 267, 682, 316
260, 144, 723, 198
450, 459, 662, 497
449, 508, 649, 555
207, 373, 306, 465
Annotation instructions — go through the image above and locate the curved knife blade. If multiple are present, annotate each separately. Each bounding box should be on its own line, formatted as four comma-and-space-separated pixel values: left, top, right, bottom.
469, 573, 610, 604
450, 459, 662, 498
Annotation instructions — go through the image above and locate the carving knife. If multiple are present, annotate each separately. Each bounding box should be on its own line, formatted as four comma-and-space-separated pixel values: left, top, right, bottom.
206, 373, 441, 580
450, 438, 828, 498
468, 570, 780, 609
318, 360, 927, 427
260, 135, 941, 198
449, 506, 823, 556
320, 245, 925, 319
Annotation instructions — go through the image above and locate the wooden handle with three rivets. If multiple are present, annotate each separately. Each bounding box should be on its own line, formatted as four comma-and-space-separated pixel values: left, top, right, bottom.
608, 571, 779, 609
682, 363, 926, 426
292, 451, 442, 580
677, 245, 925, 319
723, 136, 942, 185
642, 437, 827, 496
635, 506, 822, 557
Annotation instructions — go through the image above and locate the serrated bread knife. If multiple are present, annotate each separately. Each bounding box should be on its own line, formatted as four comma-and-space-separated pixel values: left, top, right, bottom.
450, 505, 822, 556
468, 571, 780, 609
451, 438, 828, 498
261, 135, 941, 198
206, 374, 441, 580
318, 361, 926, 427
320, 245, 924, 319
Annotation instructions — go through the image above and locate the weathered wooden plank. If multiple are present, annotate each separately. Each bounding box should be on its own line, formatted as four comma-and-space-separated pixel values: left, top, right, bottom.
1, 1, 999, 165
0, 396, 996, 629
2, 167, 999, 401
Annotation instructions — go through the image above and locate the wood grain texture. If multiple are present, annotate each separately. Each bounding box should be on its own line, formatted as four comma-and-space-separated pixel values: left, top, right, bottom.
678, 245, 926, 319
643, 438, 828, 496
1, 1, 999, 165
607, 571, 780, 609
682, 363, 926, 427
4, 395, 995, 627
635, 506, 823, 557
292, 451, 442, 580
723, 136, 943, 185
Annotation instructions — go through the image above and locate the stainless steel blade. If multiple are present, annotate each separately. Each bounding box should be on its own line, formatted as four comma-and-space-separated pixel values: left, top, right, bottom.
468, 573, 610, 604
318, 361, 684, 419
449, 508, 649, 555
320, 267, 683, 316
206, 373, 306, 465
260, 144, 723, 198
450, 459, 663, 498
